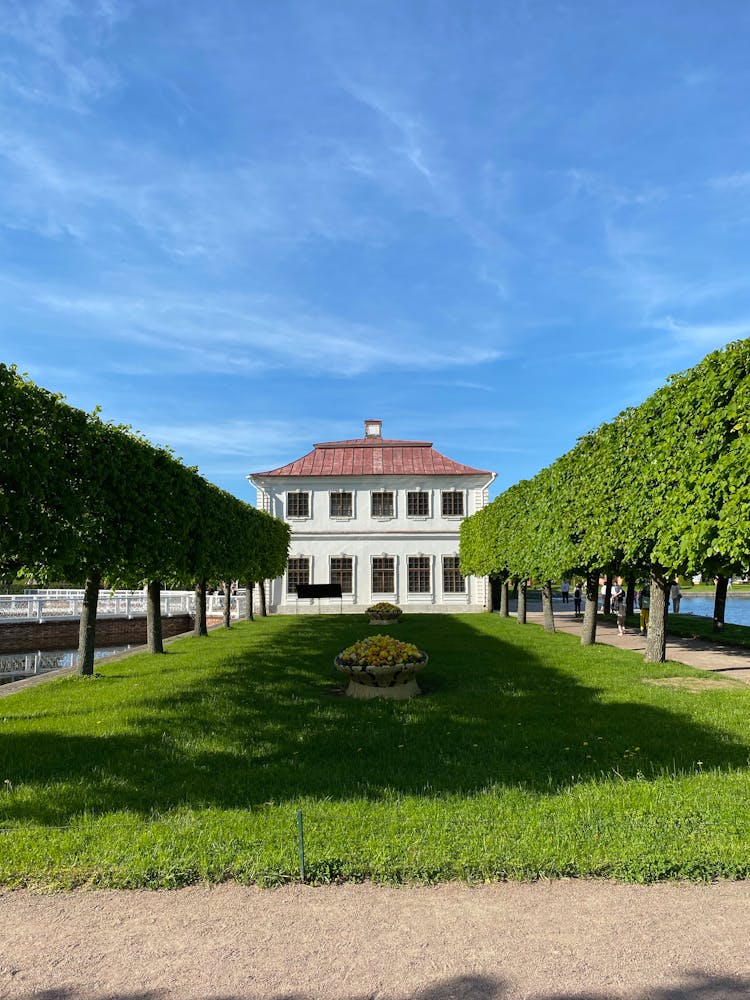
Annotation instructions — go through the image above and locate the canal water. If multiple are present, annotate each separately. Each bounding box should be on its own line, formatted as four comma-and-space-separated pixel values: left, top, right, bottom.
0, 645, 134, 685
676, 593, 750, 627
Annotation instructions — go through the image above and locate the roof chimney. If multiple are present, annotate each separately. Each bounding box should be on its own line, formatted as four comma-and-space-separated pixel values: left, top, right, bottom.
364, 419, 382, 439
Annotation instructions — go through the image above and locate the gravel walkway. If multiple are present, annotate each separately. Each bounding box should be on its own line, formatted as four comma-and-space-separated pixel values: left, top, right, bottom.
2, 881, 750, 999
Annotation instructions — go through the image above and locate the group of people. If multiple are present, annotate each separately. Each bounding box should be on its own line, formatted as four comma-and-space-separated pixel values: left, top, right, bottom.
559, 578, 683, 636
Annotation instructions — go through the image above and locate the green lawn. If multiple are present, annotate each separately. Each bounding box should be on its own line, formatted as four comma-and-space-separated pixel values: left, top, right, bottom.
667, 614, 750, 649
2, 613, 750, 888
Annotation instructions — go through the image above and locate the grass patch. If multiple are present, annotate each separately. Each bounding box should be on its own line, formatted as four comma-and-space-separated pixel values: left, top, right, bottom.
642, 676, 742, 693
666, 614, 750, 650
2, 614, 750, 887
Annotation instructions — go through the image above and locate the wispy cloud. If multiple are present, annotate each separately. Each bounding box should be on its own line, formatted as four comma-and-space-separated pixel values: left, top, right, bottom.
2, 277, 505, 378
710, 172, 750, 191
0, 0, 123, 112
0, 124, 393, 257
653, 315, 750, 347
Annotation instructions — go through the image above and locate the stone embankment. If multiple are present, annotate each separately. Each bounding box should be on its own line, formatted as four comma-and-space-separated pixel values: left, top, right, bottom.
0, 613, 194, 653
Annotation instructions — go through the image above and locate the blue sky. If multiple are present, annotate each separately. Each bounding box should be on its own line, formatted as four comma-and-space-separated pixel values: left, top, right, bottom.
2, 1, 749, 501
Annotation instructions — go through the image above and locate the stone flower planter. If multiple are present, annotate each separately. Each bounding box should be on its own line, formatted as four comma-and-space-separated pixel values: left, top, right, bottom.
366, 603, 402, 627
334, 653, 428, 700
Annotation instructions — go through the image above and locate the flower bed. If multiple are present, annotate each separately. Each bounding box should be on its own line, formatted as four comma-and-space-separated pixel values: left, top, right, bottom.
334, 634, 427, 700
366, 601, 402, 624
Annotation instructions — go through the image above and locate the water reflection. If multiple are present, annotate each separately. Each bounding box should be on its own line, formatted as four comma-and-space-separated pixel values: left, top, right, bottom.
0, 645, 134, 685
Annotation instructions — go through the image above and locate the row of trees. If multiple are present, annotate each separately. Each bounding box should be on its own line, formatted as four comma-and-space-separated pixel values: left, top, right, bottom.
0, 365, 290, 673
460, 339, 750, 662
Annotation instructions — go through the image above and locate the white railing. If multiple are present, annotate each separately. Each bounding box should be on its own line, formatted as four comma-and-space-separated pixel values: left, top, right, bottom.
0, 589, 253, 623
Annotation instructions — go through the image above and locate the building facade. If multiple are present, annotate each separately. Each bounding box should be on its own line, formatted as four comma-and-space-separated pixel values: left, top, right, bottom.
248, 420, 496, 614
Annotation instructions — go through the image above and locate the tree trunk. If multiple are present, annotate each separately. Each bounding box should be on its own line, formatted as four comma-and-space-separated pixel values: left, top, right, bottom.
223, 580, 232, 628
580, 570, 599, 646
485, 576, 494, 612
194, 579, 208, 636
146, 579, 164, 654
625, 576, 636, 617
541, 579, 555, 633
258, 580, 267, 617
245, 580, 255, 621
713, 574, 728, 632
77, 569, 101, 676
500, 578, 509, 617
603, 574, 613, 615
516, 579, 527, 624
645, 565, 669, 663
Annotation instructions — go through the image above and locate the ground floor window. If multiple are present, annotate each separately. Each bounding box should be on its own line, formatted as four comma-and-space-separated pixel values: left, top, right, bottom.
372, 556, 395, 593
287, 557, 310, 594
408, 556, 431, 593
442, 556, 465, 593
330, 556, 353, 594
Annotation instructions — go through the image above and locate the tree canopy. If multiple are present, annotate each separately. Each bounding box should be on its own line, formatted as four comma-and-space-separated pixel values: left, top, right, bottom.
460, 339, 750, 659
0, 364, 290, 671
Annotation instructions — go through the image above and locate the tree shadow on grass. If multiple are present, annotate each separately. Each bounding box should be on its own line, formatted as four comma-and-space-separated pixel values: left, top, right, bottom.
1, 615, 750, 823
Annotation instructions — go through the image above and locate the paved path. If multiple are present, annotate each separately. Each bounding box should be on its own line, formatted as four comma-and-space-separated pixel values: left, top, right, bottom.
523, 606, 750, 685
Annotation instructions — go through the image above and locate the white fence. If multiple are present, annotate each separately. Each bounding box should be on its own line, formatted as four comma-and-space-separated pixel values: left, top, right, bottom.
0, 589, 252, 623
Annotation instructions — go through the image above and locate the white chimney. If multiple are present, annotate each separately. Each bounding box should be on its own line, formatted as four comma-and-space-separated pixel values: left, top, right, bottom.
364, 419, 382, 439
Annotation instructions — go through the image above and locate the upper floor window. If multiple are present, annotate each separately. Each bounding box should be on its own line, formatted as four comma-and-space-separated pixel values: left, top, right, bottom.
287, 492, 309, 518
330, 491, 353, 517
371, 491, 394, 517
330, 556, 353, 594
408, 556, 431, 593
372, 556, 395, 594
287, 557, 310, 594
407, 491, 429, 517
442, 556, 465, 593
441, 491, 464, 517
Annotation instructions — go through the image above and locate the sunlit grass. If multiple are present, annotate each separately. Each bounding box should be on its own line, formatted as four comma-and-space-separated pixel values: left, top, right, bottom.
1, 613, 750, 887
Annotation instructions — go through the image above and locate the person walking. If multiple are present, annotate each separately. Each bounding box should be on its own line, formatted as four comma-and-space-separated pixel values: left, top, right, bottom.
573, 582, 582, 618
560, 580, 570, 604
638, 583, 650, 635
613, 590, 627, 635
670, 581, 682, 613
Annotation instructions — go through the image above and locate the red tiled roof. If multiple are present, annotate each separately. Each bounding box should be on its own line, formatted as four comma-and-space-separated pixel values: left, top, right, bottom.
253, 438, 492, 477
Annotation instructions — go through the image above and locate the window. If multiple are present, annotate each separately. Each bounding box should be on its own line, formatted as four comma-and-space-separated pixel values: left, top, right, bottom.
287, 492, 309, 518
287, 557, 310, 594
329, 491, 353, 517
407, 491, 429, 516
443, 556, 465, 593
372, 557, 395, 594
330, 557, 353, 594
441, 491, 464, 517
371, 491, 394, 517
408, 556, 431, 593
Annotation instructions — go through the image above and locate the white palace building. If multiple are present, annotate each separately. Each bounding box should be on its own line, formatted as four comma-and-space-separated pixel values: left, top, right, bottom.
248, 419, 496, 614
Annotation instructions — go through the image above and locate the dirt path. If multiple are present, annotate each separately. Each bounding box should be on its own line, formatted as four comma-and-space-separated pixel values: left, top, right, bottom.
2, 881, 750, 999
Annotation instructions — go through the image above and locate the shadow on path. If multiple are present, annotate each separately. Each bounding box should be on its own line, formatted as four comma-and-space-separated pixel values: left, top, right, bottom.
19, 970, 750, 999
